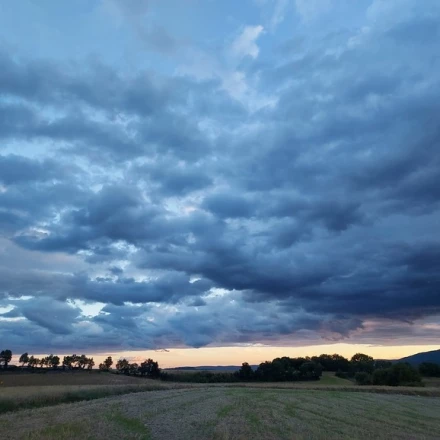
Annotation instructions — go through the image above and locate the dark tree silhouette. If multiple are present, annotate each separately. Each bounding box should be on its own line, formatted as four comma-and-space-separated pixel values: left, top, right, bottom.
139, 359, 160, 378
419, 362, 440, 377
311, 354, 350, 372
98, 357, 112, 371
129, 363, 139, 376
87, 358, 95, 370
236, 362, 254, 381
116, 358, 130, 374
0, 347, 429, 388
254, 357, 322, 382
63, 355, 74, 370
0, 350, 12, 369
50, 355, 60, 369
19, 353, 29, 367
28, 356, 38, 369
355, 372, 372, 385
351, 353, 374, 374
372, 363, 422, 386
104, 356, 113, 369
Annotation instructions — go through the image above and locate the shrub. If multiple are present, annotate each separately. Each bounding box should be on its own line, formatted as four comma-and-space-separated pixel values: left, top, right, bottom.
299, 361, 323, 381
335, 370, 351, 379
355, 372, 372, 385
419, 362, 440, 377
372, 368, 389, 386
372, 363, 422, 386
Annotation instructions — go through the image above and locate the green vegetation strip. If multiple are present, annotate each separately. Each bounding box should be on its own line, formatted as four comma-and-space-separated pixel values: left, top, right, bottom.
0, 384, 167, 415
106, 410, 152, 439
226, 383, 440, 397
35, 422, 87, 440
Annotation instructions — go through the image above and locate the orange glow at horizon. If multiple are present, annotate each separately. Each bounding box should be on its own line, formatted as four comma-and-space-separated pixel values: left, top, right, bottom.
30, 343, 437, 369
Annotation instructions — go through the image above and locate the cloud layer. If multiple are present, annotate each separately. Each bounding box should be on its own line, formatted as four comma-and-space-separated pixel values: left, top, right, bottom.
0, 0, 439, 353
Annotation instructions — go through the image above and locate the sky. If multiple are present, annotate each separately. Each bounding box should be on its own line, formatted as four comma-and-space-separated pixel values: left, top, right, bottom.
0, 0, 439, 367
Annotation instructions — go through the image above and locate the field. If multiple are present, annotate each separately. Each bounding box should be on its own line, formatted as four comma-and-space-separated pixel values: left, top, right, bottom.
0, 371, 146, 387
1, 372, 440, 439
423, 377, 440, 388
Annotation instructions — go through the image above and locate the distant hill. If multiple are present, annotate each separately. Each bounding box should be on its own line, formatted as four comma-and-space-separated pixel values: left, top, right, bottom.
165, 365, 257, 372
398, 349, 440, 365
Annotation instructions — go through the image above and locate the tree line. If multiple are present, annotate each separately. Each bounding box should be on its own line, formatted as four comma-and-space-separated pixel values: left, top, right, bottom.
162, 353, 432, 386
0, 351, 100, 371
0, 349, 160, 378
114, 358, 160, 377
162, 357, 324, 383
1, 348, 437, 386
329, 353, 424, 386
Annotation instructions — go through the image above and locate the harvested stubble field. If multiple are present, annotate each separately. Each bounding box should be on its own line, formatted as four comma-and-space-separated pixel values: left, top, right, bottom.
0, 371, 146, 387
0, 372, 197, 414
0, 377, 440, 440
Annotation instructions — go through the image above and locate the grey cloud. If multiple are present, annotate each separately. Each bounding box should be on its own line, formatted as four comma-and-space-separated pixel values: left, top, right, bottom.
109, 266, 124, 276
0, 267, 212, 306
0, 154, 77, 185
202, 193, 256, 218
10, 298, 82, 335
134, 160, 213, 197
0, 50, 215, 163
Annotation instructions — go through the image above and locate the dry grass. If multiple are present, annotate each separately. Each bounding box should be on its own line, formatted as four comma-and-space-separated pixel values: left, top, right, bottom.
0, 381, 190, 414
218, 382, 440, 396
0, 387, 439, 439
423, 377, 440, 388
0, 371, 143, 387
1, 369, 438, 430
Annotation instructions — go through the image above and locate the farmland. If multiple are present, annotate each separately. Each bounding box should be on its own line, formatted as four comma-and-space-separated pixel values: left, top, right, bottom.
0, 371, 147, 387
0, 372, 440, 439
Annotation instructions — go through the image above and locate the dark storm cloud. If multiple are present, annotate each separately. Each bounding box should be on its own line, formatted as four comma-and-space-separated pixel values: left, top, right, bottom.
0, 0, 439, 351
14, 298, 82, 335
75, 273, 213, 305
0, 267, 212, 306
0, 180, 89, 237
14, 184, 164, 252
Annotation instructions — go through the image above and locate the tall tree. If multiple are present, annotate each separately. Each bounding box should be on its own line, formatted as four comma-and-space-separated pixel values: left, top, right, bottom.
19, 353, 29, 367
77, 354, 88, 369
351, 353, 374, 373
28, 356, 38, 369
63, 355, 74, 370
99, 356, 113, 371
236, 362, 254, 381
139, 359, 160, 378
116, 358, 130, 375
129, 363, 139, 376
50, 355, 60, 369
104, 356, 113, 370
0, 350, 12, 369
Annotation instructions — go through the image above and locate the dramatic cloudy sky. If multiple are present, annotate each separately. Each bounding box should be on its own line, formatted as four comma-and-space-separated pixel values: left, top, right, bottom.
0, 0, 439, 365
